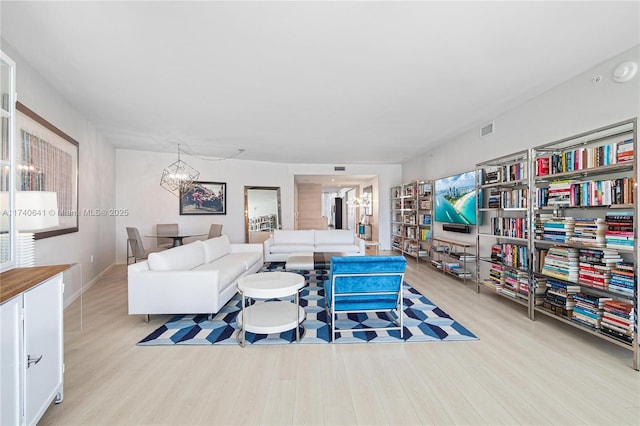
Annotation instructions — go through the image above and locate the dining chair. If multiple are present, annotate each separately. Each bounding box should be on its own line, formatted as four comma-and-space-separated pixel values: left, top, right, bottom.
208, 223, 223, 239
156, 223, 179, 249
126, 227, 165, 264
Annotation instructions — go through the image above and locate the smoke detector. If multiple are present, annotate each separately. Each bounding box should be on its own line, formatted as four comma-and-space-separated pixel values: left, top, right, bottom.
612, 61, 637, 83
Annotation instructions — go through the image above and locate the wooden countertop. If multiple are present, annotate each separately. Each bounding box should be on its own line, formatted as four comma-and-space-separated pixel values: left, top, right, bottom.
0, 265, 70, 303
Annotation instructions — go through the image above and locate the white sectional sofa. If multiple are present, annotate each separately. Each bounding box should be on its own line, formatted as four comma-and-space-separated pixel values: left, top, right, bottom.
263, 229, 365, 262
128, 235, 263, 317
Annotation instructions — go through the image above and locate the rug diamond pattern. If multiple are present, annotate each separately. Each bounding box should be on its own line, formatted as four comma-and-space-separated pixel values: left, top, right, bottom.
138, 263, 478, 346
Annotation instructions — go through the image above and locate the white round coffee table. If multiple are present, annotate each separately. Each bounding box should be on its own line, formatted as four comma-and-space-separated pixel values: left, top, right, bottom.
236, 272, 306, 346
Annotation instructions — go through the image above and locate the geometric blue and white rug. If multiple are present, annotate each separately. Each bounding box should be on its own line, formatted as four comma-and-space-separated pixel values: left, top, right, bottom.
138, 263, 478, 346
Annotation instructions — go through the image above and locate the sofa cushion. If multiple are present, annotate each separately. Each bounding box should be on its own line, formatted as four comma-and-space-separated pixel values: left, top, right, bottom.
315, 230, 355, 245
229, 251, 262, 271
270, 244, 315, 254
195, 254, 248, 291
273, 230, 315, 245
202, 235, 232, 263
147, 240, 205, 271
315, 244, 360, 253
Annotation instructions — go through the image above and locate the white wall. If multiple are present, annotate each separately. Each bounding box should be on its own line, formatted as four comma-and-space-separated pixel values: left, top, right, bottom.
2, 41, 117, 306
403, 44, 640, 245
115, 152, 401, 261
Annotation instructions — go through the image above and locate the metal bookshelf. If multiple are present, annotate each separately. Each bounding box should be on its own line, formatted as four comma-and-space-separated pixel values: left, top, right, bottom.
530, 118, 638, 370
475, 149, 532, 315
390, 180, 433, 263
475, 119, 638, 369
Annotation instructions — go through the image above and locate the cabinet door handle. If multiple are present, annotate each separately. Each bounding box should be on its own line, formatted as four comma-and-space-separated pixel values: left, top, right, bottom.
27, 354, 43, 368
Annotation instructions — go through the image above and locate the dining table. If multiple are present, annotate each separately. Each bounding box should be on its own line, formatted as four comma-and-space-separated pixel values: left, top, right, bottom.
145, 233, 207, 248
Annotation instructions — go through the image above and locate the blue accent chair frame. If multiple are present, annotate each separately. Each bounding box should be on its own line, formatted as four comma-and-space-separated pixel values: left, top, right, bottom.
324, 256, 407, 341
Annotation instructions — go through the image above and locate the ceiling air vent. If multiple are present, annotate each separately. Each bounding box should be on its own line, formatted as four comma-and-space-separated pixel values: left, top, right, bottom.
481, 122, 494, 137
334, 166, 346, 171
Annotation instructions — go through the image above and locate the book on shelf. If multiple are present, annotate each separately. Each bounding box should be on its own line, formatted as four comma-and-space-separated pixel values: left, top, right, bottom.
536, 157, 550, 176
484, 169, 501, 184
537, 138, 634, 176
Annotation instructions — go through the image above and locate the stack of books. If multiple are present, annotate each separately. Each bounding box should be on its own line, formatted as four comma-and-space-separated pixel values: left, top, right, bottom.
450, 252, 476, 262
534, 212, 554, 240
616, 138, 634, 163
605, 211, 634, 250
517, 272, 530, 299
609, 263, 635, 297
601, 300, 634, 344
544, 278, 580, 315
577, 248, 622, 290
486, 263, 504, 290
487, 188, 500, 208
547, 180, 577, 206
500, 268, 529, 300
570, 217, 606, 246
571, 293, 611, 330
484, 169, 501, 184
490, 244, 503, 262
533, 275, 547, 306
542, 217, 575, 243
541, 246, 579, 282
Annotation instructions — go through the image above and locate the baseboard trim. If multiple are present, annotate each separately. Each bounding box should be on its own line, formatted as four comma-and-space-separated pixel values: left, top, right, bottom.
64, 262, 116, 309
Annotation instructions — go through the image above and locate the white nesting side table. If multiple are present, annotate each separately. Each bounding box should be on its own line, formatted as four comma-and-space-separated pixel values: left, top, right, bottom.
236, 272, 306, 347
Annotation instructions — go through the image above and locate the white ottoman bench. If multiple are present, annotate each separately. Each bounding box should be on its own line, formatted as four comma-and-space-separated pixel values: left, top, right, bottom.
285, 252, 314, 271
284, 252, 347, 271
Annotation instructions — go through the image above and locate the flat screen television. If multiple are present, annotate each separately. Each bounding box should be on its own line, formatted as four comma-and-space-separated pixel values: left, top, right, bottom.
434, 171, 479, 226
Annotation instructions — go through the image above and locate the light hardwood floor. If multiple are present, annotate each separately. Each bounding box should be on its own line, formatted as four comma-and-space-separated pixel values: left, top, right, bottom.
40, 255, 639, 425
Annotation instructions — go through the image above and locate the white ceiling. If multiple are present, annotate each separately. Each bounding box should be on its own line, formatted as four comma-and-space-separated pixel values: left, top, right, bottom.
1, 1, 638, 166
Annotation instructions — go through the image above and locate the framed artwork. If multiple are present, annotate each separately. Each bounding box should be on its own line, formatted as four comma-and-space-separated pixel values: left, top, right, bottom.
14, 102, 79, 239
180, 181, 226, 215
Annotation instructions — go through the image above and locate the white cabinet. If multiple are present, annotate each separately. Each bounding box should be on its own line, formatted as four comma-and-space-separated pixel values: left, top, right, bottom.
1, 296, 22, 425
0, 266, 66, 425
24, 274, 64, 424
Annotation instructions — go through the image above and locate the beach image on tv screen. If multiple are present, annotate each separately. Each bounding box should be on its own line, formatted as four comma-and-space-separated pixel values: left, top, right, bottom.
435, 171, 477, 225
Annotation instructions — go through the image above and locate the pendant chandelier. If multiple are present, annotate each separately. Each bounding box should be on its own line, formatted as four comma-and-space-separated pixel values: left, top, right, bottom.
160, 145, 200, 196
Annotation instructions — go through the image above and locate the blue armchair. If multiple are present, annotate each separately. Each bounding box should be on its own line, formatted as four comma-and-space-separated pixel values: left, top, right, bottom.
324, 256, 407, 341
